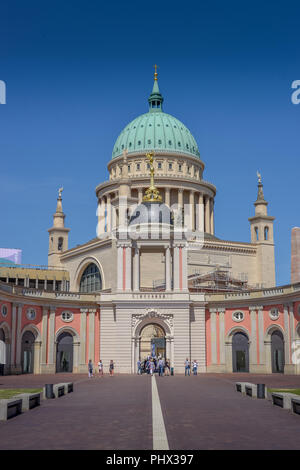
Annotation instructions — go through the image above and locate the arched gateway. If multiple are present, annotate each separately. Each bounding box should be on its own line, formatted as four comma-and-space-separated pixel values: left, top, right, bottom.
132, 310, 174, 373
140, 324, 166, 360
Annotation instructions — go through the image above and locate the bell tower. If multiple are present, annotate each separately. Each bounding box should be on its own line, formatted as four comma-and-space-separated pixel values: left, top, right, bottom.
48, 188, 70, 267
248, 172, 275, 287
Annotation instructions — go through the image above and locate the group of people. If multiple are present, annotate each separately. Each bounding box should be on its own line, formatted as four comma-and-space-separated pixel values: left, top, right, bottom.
184, 358, 199, 376
88, 359, 114, 378
137, 355, 170, 376
87, 357, 199, 377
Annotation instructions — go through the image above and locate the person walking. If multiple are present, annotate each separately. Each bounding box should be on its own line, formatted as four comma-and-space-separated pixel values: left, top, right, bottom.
158, 358, 164, 377
98, 359, 104, 377
165, 359, 170, 376
88, 359, 93, 378
185, 358, 190, 376
150, 360, 155, 376
192, 359, 198, 375
137, 359, 142, 375
109, 359, 114, 376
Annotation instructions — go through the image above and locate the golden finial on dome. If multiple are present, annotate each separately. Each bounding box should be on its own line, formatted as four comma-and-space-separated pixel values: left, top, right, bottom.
154, 64, 158, 81
142, 152, 162, 203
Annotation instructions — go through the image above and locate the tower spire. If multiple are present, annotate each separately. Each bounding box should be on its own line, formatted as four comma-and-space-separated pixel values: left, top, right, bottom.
48, 188, 70, 267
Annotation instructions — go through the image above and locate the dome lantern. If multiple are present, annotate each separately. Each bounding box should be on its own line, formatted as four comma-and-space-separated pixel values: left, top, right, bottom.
148, 65, 164, 112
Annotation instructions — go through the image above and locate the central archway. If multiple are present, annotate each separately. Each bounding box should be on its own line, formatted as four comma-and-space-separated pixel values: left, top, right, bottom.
140, 324, 166, 360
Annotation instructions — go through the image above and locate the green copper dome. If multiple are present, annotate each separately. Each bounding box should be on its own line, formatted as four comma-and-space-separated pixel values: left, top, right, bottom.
111, 76, 200, 159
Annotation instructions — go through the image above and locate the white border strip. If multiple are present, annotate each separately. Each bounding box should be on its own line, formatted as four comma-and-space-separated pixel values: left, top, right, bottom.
152, 375, 169, 450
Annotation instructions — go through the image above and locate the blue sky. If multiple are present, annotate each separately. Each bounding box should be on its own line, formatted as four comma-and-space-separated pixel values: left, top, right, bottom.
0, 0, 299, 285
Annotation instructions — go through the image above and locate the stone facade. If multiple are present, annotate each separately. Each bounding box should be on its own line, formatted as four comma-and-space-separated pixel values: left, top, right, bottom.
1, 72, 293, 376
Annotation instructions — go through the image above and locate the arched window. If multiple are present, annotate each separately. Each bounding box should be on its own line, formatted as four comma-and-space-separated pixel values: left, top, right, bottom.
264, 226, 269, 240
79, 263, 102, 293
254, 227, 259, 241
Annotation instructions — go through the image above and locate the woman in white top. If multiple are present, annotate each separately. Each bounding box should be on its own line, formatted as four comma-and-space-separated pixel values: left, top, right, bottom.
98, 360, 104, 377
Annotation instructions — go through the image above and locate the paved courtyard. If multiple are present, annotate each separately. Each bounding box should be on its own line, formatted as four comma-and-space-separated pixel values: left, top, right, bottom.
1, 373, 300, 450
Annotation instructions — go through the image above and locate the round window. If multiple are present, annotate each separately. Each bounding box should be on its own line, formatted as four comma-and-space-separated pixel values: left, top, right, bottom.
1, 305, 8, 318
26, 308, 36, 320
269, 308, 279, 321
232, 311, 244, 322
61, 311, 73, 322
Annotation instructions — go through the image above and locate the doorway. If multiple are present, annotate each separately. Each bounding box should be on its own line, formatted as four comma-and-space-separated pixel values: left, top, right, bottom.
21, 331, 35, 374
56, 332, 73, 372
271, 330, 285, 373
232, 332, 249, 372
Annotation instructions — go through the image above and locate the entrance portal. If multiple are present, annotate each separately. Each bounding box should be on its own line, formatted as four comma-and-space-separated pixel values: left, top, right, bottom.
56, 332, 73, 372
271, 330, 285, 373
232, 332, 249, 372
21, 331, 35, 374
140, 324, 165, 360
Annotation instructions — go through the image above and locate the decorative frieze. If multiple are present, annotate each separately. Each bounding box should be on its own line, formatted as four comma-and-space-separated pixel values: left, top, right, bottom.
131, 308, 174, 330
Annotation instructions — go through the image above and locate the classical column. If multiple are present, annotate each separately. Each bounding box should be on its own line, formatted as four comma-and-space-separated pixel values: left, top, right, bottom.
97, 198, 105, 236
210, 308, 217, 365
106, 194, 111, 233
189, 191, 194, 231
205, 196, 210, 234
88, 309, 96, 363
165, 188, 170, 207
10, 303, 17, 366
181, 245, 188, 290
166, 336, 171, 361
80, 308, 88, 367
170, 336, 175, 368
289, 303, 295, 372
173, 245, 180, 290
15, 304, 23, 369
73, 341, 80, 373
284, 304, 291, 364
33, 341, 42, 374
210, 198, 214, 235
165, 245, 171, 291
178, 189, 183, 227
41, 306, 48, 365
197, 193, 204, 233
125, 246, 132, 291
289, 303, 295, 349
250, 306, 257, 369
218, 308, 225, 365
48, 306, 56, 367
257, 306, 264, 366
133, 247, 140, 291
117, 244, 123, 291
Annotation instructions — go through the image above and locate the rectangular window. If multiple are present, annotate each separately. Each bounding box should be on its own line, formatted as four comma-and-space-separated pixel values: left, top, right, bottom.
136, 163, 140, 171
169, 163, 172, 170
158, 162, 162, 169
128, 165, 131, 172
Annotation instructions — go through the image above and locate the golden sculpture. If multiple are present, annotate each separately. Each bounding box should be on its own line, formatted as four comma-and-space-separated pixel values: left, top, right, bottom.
142, 152, 162, 203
